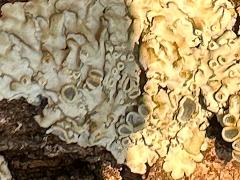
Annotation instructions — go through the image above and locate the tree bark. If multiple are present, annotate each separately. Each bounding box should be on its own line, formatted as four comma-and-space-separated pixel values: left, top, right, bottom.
0, 98, 117, 179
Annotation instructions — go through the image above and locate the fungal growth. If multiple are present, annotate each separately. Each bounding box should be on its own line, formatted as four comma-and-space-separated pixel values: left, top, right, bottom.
127, 0, 240, 178
0, 0, 141, 166
221, 94, 240, 162
0, 0, 239, 179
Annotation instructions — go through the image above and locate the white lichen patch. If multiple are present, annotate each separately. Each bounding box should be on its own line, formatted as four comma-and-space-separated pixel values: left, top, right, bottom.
127, 0, 240, 178
0, 0, 141, 164
0, 155, 12, 180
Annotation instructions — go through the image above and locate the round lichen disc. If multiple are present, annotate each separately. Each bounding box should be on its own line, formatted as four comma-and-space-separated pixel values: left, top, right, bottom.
222, 114, 237, 127
222, 127, 240, 142
232, 139, 240, 152
232, 150, 240, 162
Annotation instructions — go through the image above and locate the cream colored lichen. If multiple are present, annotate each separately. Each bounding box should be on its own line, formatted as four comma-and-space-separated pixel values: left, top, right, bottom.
163, 141, 204, 180
0, 155, 12, 180
0, 0, 141, 166
127, 0, 239, 179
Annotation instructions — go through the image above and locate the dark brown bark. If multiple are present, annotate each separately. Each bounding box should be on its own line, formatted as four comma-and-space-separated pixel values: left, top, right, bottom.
0, 0, 27, 7
0, 98, 117, 180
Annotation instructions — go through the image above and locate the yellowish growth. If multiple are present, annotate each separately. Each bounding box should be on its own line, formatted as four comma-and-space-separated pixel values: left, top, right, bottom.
127, 0, 240, 178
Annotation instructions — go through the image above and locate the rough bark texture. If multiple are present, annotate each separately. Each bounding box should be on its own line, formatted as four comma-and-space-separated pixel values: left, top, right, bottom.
0, 0, 27, 6
0, 98, 117, 179
0, 97, 141, 179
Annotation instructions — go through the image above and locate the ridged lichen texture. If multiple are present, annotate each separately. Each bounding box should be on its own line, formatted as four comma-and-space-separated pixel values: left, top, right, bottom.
0, 0, 239, 179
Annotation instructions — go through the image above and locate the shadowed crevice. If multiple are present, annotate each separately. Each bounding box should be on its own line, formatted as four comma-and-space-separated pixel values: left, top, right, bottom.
233, 10, 240, 36
206, 114, 232, 162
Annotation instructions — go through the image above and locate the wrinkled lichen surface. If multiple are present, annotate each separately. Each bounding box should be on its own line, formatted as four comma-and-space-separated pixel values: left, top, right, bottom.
127, 0, 240, 178
0, 0, 143, 165
0, 0, 239, 179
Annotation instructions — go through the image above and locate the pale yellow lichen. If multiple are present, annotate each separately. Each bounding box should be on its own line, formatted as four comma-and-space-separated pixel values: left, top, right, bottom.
126, 0, 239, 178
126, 144, 158, 174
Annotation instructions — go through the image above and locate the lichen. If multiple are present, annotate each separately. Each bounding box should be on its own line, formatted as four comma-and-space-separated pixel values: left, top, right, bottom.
0, 155, 12, 180
127, 0, 240, 178
0, 0, 141, 165
221, 94, 240, 162
0, 0, 240, 179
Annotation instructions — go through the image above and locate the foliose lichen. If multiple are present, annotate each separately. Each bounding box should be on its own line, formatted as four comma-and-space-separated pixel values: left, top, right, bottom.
127, 0, 240, 178
0, 0, 239, 179
0, 0, 141, 165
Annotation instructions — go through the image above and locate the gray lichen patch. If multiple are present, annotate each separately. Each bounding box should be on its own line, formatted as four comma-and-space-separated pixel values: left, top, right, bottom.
181, 98, 196, 121
0, 0, 141, 168
0, 155, 12, 180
